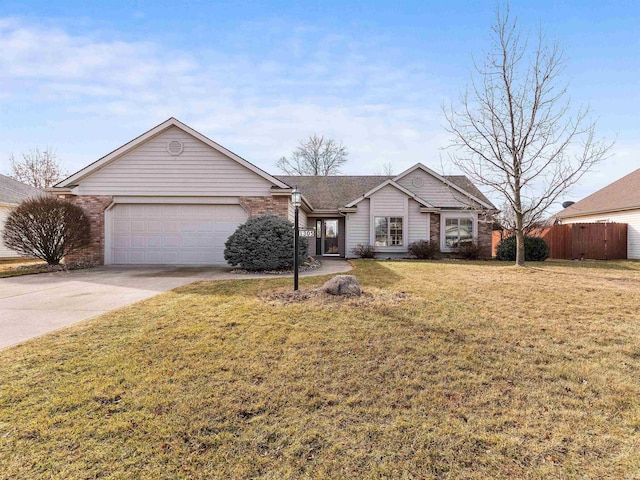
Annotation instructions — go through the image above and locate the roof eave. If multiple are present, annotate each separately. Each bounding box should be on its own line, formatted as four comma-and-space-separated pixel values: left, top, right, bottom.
558, 204, 640, 219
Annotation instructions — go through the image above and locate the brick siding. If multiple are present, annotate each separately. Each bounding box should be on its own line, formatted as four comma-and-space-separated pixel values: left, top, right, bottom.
61, 195, 113, 265
239, 196, 289, 219
477, 219, 494, 259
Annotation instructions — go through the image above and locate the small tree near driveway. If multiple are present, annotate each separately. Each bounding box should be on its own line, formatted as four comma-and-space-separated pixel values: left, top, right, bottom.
2, 197, 91, 265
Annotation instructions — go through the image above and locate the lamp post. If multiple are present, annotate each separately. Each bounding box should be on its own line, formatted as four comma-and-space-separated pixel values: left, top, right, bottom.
291, 186, 301, 291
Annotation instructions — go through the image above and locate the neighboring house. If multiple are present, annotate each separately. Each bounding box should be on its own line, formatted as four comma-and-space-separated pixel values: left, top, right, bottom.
51, 118, 496, 266
556, 168, 640, 259
0, 174, 43, 258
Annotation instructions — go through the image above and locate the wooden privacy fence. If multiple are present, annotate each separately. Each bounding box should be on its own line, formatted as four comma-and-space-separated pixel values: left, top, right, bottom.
542, 223, 627, 260
492, 223, 628, 260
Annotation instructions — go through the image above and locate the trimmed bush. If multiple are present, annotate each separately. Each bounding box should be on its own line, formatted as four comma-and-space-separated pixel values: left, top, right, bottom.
351, 244, 376, 259
408, 240, 440, 260
2, 196, 91, 265
224, 215, 308, 271
495, 235, 550, 261
458, 241, 481, 260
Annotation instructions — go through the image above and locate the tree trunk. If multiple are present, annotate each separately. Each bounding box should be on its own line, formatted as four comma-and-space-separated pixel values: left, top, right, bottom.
514, 212, 525, 266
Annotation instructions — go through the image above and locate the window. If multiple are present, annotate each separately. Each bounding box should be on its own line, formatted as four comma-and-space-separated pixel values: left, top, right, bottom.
374, 216, 403, 247
444, 218, 473, 249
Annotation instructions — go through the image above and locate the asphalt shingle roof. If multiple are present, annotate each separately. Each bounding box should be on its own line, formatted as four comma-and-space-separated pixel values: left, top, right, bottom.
275, 174, 494, 210
0, 174, 43, 204
557, 168, 640, 218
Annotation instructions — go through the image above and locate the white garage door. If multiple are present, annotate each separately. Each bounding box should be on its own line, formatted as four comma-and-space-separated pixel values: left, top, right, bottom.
109, 204, 247, 265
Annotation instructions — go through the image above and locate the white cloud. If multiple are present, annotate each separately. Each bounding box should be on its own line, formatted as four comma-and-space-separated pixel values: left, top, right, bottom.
0, 14, 625, 217
0, 16, 450, 178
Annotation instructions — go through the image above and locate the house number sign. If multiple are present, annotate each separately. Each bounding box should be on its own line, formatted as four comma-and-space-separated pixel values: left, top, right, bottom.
298, 229, 316, 237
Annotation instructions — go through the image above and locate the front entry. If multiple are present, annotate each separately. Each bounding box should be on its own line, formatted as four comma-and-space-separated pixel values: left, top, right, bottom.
315, 219, 340, 256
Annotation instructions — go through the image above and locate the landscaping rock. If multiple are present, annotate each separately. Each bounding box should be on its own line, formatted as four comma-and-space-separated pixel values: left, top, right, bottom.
322, 275, 362, 296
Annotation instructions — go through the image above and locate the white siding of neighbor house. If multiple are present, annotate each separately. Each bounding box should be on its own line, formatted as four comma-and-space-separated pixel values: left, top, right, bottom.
408, 199, 428, 245
0, 206, 20, 258
346, 199, 370, 256
76, 127, 275, 196
561, 210, 640, 259
396, 169, 480, 208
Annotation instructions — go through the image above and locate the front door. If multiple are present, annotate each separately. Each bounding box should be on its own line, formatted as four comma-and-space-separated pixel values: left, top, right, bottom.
322, 219, 339, 256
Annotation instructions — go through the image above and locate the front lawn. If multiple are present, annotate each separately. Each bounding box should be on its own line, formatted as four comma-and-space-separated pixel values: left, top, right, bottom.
1, 260, 640, 478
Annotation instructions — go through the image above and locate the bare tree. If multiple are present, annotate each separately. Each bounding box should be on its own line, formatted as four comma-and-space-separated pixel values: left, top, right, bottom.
276, 134, 348, 175
374, 162, 395, 176
9, 147, 67, 189
495, 200, 541, 234
443, 6, 612, 266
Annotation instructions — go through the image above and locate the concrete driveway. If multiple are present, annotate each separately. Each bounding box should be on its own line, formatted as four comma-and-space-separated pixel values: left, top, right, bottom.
0, 260, 352, 350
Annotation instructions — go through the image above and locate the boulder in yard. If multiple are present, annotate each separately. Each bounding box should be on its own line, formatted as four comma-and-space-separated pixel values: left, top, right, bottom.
322, 275, 362, 296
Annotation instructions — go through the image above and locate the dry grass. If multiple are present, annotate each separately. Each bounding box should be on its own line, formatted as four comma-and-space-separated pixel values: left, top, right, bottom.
0, 258, 41, 276
1, 260, 640, 479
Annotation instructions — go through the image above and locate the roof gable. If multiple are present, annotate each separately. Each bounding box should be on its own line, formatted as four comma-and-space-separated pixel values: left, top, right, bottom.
557, 168, 640, 218
393, 163, 495, 209
344, 179, 435, 208
55, 118, 289, 189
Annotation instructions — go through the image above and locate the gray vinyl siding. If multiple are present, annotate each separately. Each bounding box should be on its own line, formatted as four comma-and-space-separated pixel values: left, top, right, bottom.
561, 210, 640, 259
408, 199, 428, 245
346, 199, 370, 256
76, 127, 274, 196
370, 185, 406, 216
396, 169, 480, 208
299, 209, 307, 229
287, 201, 307, 229
347, 190, 429, 256
370, 185, 408, 250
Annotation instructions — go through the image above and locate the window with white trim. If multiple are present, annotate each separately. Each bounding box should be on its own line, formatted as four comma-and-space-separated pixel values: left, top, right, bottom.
374, 216, 403, 246
444, 218, 473, 249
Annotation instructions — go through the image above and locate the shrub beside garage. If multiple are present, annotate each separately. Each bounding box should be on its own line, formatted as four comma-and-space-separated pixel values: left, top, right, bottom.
224, 215, 309, 271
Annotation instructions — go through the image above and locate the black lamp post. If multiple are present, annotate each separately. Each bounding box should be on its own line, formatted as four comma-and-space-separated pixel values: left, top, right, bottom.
292, 186, 301, 291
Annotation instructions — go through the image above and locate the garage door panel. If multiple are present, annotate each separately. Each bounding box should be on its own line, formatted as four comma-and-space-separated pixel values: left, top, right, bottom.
109, 203, 247, 265
164, 236, 180, 248
113, 235, 129, 248
147, 220, 163, 233
130, 236, 145, 248
130, 220, 145, 233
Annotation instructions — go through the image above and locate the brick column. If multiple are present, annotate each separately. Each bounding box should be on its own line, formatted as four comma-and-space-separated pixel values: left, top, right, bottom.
430, 213, 441, 245
477, 219, 494, 259
61, 195, 113, 265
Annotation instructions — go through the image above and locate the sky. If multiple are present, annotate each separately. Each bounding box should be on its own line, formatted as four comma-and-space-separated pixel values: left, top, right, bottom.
0, 0, 638, 212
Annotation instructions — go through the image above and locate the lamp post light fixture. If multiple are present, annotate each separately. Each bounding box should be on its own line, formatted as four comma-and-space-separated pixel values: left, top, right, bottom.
291, 186, 302, 291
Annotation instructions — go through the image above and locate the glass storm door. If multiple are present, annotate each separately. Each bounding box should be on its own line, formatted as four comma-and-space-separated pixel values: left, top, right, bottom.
322, 219, 339, 255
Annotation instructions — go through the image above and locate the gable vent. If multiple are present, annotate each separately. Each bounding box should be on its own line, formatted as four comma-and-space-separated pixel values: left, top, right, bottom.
412, 177, 424, 188
167, 140, 184, 156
